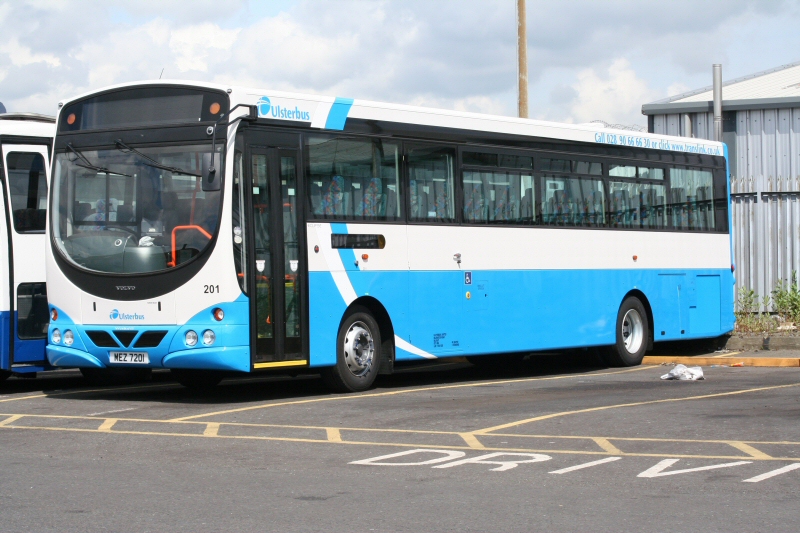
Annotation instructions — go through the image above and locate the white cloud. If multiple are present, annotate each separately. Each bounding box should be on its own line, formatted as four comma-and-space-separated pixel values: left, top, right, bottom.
0, 0, 799, 124
0, 38, 60, 67
667, 82, 692, 97
568, 59, 659, 127
170, 23, 240, 73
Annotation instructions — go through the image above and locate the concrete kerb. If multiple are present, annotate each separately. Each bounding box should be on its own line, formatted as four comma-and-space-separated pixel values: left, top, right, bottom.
725, 335, 800, 351
643, 334, 800, 367
642, 356, 800, 367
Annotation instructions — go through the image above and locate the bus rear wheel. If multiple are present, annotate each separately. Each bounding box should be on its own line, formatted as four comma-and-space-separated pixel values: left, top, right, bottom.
606, 296, 649, 367
0, 370, 11, 382
321, 306, 381, 393
171, 369, 224, 390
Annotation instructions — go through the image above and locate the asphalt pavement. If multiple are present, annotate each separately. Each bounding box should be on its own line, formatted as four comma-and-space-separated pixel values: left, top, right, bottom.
1, 350, 799, 532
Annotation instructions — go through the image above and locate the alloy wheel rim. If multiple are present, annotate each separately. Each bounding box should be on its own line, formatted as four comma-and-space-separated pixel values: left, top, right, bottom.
343, 321, 375, 377
621, 309, 644, 354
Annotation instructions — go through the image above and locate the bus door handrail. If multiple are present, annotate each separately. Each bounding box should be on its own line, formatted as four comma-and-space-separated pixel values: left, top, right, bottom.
167, 225, 212, 267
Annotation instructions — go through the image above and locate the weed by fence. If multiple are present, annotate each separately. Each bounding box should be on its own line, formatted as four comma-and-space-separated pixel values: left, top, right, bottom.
735, 271, 800, 334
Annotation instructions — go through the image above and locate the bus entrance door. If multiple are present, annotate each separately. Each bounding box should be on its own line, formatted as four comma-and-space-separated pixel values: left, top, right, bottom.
246, 139, 306, 366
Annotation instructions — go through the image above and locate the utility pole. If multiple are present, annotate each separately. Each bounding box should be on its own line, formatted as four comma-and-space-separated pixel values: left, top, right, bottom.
517, 0, 528, 118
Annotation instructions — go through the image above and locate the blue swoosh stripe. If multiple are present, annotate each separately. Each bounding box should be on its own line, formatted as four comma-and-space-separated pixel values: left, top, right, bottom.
325, 97, 354, 130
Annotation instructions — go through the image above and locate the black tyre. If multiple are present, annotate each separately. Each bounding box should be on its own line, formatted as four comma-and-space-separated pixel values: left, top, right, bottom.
171, 369, 224, 390
321, 306, 381, 393
80, 367, 152, 385
0, 370, 11, 382
606, 296, 649, 367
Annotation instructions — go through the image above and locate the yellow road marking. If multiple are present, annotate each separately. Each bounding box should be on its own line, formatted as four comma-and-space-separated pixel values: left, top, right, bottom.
254, 360, 308, 369
6, 412, 800, 449
0, 393, 49, 403
2, 412, 799, 461
728, 441, 773, 459
171, 366, 653, 421
98, 418, 117, 431
474, 382, 800, 434
0, 382, 179, 404
592, 437, 623, 454
0, 414, 23, 427
489, 432, 800, 447
459, 433, 485, 449
3, 422, 800, 462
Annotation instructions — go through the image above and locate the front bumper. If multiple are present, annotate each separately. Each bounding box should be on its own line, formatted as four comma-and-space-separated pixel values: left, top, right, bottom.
47, 343, 251, 372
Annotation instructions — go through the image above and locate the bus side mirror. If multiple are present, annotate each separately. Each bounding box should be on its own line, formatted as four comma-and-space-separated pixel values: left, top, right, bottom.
201, 152, 220, 191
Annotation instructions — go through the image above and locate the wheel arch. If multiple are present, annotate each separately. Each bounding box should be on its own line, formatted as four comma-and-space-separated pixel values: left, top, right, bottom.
621, 289, 654, 351
342, 296, 395, 372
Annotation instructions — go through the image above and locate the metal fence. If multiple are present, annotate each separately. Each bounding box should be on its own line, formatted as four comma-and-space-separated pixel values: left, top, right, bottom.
732, 175, 800, 307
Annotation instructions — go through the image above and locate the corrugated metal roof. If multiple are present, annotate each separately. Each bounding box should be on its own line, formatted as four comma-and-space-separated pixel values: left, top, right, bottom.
676, 63, 800, 102
642, 60, 800, 115
647, 60, 800, 105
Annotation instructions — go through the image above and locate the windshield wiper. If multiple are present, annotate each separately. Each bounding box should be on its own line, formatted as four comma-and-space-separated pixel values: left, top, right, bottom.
66, 143, 132, 177
114, 139, 201, 177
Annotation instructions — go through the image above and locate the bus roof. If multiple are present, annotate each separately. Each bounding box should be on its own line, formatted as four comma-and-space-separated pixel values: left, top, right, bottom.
0, 112, 55, 139
57, 79, 725, 157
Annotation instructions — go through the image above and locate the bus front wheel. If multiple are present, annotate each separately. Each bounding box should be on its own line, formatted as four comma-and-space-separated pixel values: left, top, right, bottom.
321, 306, 381, 393
606, 296, 649, 367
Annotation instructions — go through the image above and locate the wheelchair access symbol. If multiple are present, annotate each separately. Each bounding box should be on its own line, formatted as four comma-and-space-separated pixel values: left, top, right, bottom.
464, 271, 472, 285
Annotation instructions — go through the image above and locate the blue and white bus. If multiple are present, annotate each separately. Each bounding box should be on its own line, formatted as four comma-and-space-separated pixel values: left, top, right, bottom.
1, 112, 55, 381
46, 81, 733, 390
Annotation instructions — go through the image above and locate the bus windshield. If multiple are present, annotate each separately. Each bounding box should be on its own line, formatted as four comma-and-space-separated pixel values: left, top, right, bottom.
51, 143, 222, 274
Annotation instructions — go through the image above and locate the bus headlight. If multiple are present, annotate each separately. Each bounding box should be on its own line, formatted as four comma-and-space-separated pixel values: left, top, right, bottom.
63, 330, 74, 346
202, 330, 216, 346
185, 330, 198, 346
51, 329, 61, 344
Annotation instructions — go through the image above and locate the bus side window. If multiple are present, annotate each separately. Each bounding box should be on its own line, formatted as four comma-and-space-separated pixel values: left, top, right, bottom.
306, 136, 402, 221
540, 175, 604, 228
669, 167, 714, 231
407, 145, 456, 222
462, 169, 530, 225
5, 152, 47, 233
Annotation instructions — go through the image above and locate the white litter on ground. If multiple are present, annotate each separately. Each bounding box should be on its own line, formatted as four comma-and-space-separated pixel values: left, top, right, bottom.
660, 364, 704, 381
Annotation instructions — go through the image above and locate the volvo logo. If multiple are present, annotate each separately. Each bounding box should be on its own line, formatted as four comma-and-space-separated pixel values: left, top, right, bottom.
114, 239, 123, 247
115, 286, 136, 291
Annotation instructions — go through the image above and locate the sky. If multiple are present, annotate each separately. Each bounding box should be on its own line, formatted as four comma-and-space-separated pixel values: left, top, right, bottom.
1, 0, 799, 127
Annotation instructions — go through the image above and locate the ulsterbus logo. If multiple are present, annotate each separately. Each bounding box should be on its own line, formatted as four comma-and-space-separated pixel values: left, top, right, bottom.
109, 309, 145, 321
258, 96, 272, 116
257, 96, 311, 121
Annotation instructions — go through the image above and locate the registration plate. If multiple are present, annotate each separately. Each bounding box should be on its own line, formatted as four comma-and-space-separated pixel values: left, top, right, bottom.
109, 351, 149, 364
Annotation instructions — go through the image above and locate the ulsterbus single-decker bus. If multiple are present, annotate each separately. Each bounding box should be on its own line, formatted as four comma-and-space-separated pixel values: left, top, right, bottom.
45, 81, 734, 391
